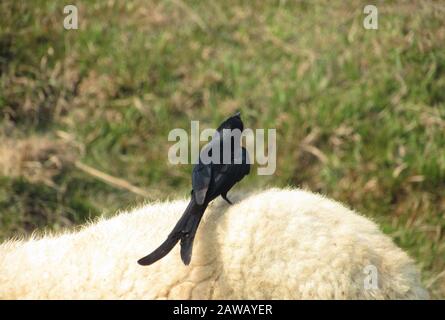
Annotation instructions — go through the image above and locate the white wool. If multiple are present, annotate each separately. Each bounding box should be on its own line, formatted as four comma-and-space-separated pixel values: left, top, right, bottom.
0, 188, 428, 299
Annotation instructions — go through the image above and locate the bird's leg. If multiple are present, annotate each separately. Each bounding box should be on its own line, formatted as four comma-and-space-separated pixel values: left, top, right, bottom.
221, 193, 233, 205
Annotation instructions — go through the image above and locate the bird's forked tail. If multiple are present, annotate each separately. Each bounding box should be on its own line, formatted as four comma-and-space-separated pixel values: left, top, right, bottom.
137, 197, 207, 266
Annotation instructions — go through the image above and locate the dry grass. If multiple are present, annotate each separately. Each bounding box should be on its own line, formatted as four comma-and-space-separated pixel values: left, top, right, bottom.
0, 136, 75, 186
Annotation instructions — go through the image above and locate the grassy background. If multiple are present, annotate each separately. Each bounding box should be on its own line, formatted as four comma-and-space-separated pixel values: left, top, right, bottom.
1, 0, 444, 298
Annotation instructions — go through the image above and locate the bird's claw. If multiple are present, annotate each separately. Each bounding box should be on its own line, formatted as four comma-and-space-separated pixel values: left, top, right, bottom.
222, 194, 233, 205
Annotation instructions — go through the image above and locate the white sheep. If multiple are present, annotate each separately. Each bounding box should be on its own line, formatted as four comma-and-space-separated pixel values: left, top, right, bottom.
0, 188, 428, 299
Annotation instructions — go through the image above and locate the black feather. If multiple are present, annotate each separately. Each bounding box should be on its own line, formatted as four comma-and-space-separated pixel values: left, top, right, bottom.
138, 112, 250, 266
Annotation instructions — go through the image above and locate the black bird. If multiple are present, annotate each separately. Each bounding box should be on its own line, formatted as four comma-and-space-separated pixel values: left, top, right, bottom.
138, 112, 250, 266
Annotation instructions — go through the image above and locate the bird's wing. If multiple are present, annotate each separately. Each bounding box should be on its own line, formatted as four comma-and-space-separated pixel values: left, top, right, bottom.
205, 148, 250, 201
192, 160, 212, 205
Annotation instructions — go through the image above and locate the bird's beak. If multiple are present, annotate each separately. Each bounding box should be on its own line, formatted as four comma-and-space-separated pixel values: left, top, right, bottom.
233, 111, 241, 118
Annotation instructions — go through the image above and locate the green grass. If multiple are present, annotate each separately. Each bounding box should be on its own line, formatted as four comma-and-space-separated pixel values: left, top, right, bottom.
1, 0, 444, 297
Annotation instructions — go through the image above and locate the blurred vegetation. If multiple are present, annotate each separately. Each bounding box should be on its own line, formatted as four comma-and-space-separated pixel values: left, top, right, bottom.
1, 0, 444, 297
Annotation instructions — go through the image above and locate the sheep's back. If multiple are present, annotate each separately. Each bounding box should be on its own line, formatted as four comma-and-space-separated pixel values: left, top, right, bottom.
0, 188, 428, 299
